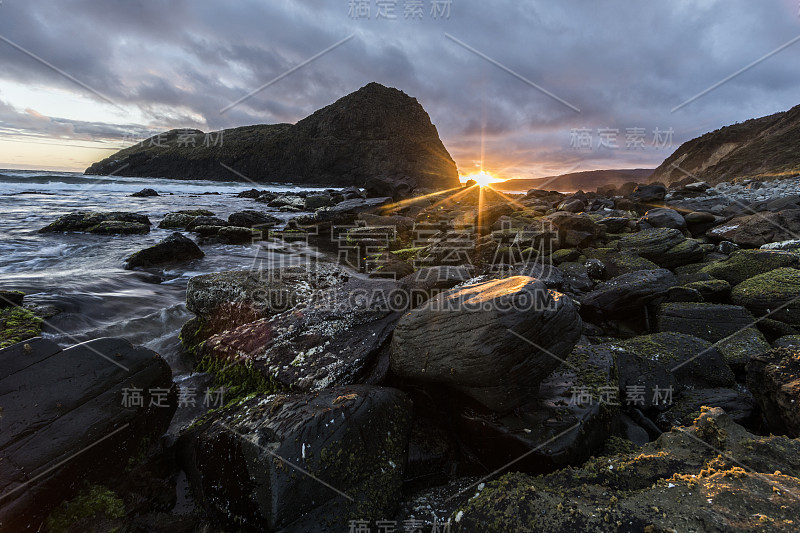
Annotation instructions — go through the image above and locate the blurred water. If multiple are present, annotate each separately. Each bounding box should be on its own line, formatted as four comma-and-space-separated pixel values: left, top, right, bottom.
0, 169, 325, 373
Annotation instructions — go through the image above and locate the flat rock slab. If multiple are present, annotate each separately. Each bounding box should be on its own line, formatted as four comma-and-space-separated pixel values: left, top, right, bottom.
580, 268, 676, 316
199, 277, 403, 391
656, 302, 756, 343
0, 337, 175, 530
178, 385, 412, 530
38, 211, 151, 234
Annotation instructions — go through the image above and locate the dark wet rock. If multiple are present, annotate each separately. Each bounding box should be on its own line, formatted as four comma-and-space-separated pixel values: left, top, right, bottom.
178, 385, 412, 530
452, 408, 800, 533
682, 278, 731, 302
267, 195, 305, 209
596, 216, 630, 233
557, 261, 595, 295
364, 174, 417, 201
130, 188, 159, 197
367, 252, 414, 279
198, 277, 403, 391
0, 337, 176, 530
236, 188, 268, 199
715, 328, 771, 375
295, 197, 393, 233
124, 232, 204, 270
398, 266, 474, 299
358, 213, 415, 239
656, 302, 756, 343
666, 286, 703, 302
580, 268, 676, 317
699, 248, 800, 286
759, 318, 800, 343
684, 210, 716, 224
545, 211, 604, 248
774, 334, 800, 348
304, 194, 335, 209
629, 182, 666, 203
643, 207, 686, 229
391, 276, 582, 411
732, 267, 800, 326
585, 249, 661, 277
717, 240, 740, 254
186, 215, 229, 231
707, 209, 800, 247
227, 210, 281, 228
557, 198, 585, 213
747, 347, 800, 437
39, 211, 151, 234
215, 226, 260, 244
181, 264, 348, 354
583, 258, 605, 280
455, 343, 618, 472
655, 387, 757, 431
611, 331, 735, 395
617, 228, 704, 268
0, 290, 24, 309
190, 224, 226, 237
157, 210, 215, 229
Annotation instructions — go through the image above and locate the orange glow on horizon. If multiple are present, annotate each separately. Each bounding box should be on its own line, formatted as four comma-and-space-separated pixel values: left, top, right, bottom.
460, 170, 505, 187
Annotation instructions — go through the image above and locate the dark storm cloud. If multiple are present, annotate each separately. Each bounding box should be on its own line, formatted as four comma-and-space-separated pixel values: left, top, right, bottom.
1, 0, 799, 175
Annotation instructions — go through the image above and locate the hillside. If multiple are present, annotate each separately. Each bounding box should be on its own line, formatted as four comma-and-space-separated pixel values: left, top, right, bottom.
492, 168, 654, 192
651, 104, 800, 185
85, 83, 460, 190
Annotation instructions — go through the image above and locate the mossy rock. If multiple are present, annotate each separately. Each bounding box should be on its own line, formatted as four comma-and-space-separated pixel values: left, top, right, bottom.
391, 246, 426, 262
699, 249, 800, 286
682, 278, 731, 302
0, 306, 43, 348
731, 267, 800, 325
44, 484, 125, 533
715, 327, 771, 373
551, 248, 580, 264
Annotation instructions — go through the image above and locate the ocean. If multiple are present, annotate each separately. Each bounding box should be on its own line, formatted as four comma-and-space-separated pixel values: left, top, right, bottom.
0, 169, 328, 375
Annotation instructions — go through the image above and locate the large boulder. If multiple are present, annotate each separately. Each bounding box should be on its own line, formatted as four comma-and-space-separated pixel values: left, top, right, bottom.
452, 408, 800, 532
198, 277, 403, 391
85, 83, 461, 190
124, 232, 204, 269
39, 211, 151, 234
390, 276, 582, 411
580, 268, 676, 317
178, 385, 412, 530
181, 264, 348, 354
747, 346, 800, 437
0, 337, 176, 530
732, 267, 800, 326
629, 183, 666, 203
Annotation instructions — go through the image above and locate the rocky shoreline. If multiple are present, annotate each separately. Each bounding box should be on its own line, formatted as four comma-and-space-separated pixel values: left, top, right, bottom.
3, 175, 800, 531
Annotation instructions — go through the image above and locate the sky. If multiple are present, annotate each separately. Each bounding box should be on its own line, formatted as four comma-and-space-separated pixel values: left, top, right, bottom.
0, 0, 799, 179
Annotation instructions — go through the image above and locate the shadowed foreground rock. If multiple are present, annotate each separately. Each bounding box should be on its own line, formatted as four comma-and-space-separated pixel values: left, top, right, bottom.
0, 337, 175, 530
178, 385, 412, 531
124, 232, 204, 269
747, 346, 800, 437
391, 275, 582, 412
453, 408, 800, 532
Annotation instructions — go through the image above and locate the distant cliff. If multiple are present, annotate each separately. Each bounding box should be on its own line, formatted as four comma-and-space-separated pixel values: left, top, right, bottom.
651, 104, 800, 186
492, 169, 654, 192
85, 83, 460, 190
